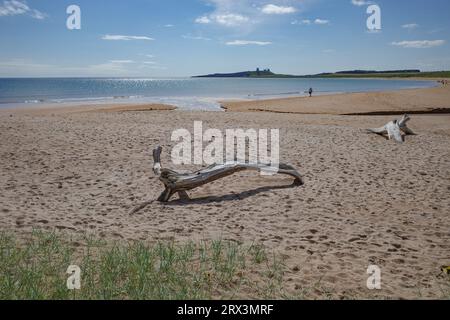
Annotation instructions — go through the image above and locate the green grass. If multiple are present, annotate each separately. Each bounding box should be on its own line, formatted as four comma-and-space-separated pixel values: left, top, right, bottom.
312, 71, 450, 79
2, 230, 448, 300
0, 230, 287, 300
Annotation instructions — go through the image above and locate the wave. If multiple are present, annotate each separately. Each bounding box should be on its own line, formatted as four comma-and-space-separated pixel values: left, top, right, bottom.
24, 95, 145, 104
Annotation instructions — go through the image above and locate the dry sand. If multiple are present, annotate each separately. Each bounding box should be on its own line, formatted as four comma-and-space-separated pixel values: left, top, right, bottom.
0, 88, 449, 299
221, 84, 450, 115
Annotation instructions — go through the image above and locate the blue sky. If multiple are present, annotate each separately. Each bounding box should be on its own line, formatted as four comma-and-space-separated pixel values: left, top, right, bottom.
0, 0, 449, 77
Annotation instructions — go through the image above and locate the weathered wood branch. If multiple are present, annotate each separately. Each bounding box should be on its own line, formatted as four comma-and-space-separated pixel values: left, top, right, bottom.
367, 114, 416, 143
152, 146, 303, 202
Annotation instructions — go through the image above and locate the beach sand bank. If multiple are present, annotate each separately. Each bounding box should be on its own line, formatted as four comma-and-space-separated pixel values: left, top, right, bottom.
0, 89, 449, 299
2, 103, 177, 115
221, 85, 450, 115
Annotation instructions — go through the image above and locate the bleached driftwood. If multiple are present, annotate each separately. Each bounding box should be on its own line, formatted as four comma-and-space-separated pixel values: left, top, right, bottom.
152, 146, 303, 202
367, 114, 416, 143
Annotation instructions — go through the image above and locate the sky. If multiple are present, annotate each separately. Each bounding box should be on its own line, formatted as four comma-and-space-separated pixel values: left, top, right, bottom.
0, 0, 449, 77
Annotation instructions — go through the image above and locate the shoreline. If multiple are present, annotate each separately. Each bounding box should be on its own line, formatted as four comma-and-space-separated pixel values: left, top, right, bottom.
0, 81, 446, 117
0, 78, 444, 115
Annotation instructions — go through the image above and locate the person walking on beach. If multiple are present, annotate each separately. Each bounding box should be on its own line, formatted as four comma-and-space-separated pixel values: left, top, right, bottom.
308, 87, 313, 97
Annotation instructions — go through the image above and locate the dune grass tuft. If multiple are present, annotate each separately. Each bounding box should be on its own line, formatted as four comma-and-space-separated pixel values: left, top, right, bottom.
0, 230, 287, 300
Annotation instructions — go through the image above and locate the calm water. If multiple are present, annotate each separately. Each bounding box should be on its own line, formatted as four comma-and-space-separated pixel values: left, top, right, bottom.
0, 77, 437, 110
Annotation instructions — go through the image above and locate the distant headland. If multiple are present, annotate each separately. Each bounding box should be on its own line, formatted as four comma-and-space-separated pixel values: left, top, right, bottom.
193, 68, 450, 79
193, 68, 282, 78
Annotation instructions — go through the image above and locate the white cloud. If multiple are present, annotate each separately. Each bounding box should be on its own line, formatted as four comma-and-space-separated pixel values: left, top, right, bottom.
214, 14, 249, 26
196, 13, 250, 27
351, 0, 372, 6
182, 34, 211, 41
0, 0, 27, 16
164, 24, 174, 27
109, 60, 134, 64
291, 19, 311, 25
30, 9, 45, 19
402, 23, 419, 30
292, 18, 329, 25
226, 40, 272, 46
195, 16, 211, 24
391, 40, 445, 48
261, 4, 297, 15
195, 0, 307, 28
0, 0, 47, 19
314, 19, 329, 25
102, 35, 154, 41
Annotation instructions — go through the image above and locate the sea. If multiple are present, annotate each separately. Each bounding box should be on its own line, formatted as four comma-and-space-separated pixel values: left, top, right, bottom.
0, 77, 437, 111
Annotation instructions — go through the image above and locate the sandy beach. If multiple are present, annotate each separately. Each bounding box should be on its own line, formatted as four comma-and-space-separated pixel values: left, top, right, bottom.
222, 84, 450, 115
0, 86, 449, 299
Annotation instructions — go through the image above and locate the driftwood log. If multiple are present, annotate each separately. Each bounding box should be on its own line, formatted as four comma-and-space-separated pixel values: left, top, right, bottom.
367, 114, 416, 143
152, 146, 303, 202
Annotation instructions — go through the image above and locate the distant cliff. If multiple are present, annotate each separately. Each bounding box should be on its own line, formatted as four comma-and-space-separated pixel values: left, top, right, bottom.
192, 69, 432, 79
193, 68, 296, 78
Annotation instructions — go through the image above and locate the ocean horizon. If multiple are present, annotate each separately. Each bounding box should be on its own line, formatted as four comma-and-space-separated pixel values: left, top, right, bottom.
0, 77, 437, 110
